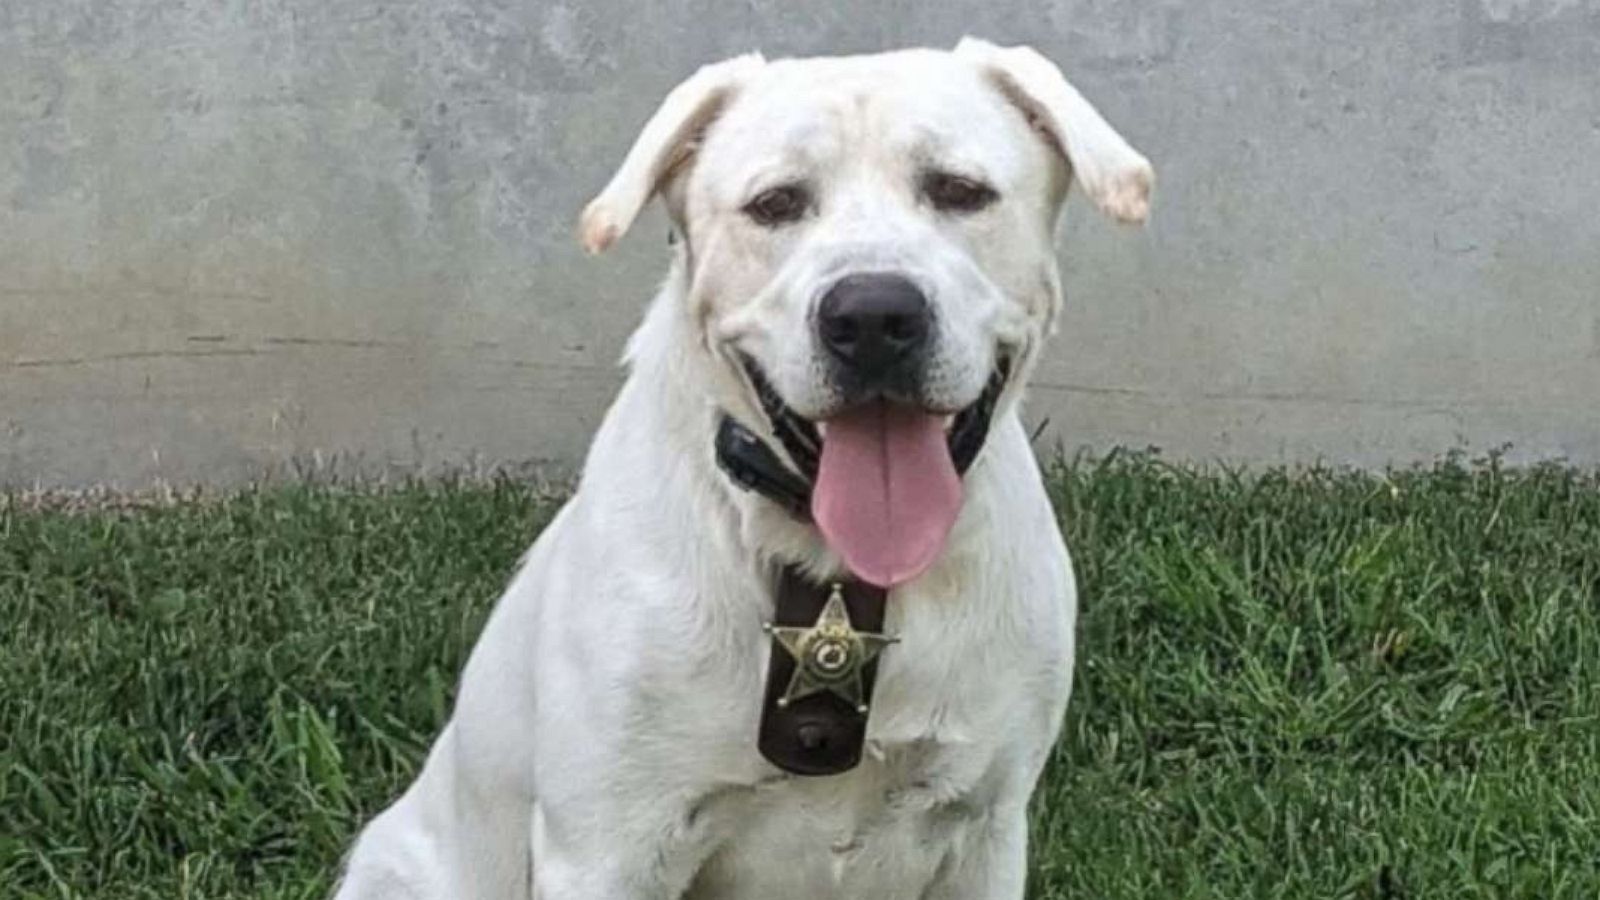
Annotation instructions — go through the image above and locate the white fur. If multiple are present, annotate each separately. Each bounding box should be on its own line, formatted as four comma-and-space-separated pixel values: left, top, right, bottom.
335, 38, 1151, 900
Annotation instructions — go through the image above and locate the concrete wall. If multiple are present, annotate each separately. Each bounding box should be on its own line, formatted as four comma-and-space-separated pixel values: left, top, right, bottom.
3, 1, 1598, 488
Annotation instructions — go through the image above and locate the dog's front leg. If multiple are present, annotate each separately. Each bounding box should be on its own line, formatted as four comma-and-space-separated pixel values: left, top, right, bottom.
921, 804, 1029, 900
530, 787, 727, 900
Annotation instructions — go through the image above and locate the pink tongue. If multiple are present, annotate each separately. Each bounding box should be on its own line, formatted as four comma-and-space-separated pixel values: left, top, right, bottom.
812, 402, 963, 588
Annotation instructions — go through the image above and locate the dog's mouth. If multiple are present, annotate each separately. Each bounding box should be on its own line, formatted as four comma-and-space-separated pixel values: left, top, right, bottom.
740, 356, 1011, 588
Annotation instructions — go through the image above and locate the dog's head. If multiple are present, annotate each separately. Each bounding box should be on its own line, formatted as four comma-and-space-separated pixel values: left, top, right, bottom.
581, 40, 1152, 586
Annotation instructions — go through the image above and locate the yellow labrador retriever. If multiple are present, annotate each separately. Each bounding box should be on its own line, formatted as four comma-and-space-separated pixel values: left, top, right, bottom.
336, 37, 1152, 900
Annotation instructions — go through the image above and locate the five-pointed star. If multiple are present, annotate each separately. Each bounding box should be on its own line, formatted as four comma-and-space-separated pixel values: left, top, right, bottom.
766, 585, 897, 713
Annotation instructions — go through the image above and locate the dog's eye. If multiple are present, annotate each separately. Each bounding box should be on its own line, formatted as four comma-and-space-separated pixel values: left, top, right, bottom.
743, 184, 811, 226
921, 172, 999, 214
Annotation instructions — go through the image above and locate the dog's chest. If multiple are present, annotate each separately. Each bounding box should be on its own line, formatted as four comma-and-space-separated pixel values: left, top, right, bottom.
685, 739, 994, 900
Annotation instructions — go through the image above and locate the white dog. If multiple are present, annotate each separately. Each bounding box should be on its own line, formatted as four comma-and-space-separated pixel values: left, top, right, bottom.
335, 38, 1151, 900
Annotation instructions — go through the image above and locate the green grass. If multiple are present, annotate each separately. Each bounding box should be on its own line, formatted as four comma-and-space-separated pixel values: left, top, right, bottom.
3, 454, 1598, 898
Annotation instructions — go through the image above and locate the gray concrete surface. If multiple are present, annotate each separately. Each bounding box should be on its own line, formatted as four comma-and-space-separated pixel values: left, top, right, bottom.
3, 1, 1598, 488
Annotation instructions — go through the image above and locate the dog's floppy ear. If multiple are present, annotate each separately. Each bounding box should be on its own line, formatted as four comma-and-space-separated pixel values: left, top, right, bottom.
579, 53, 765, 254
955, 37, 1153, 225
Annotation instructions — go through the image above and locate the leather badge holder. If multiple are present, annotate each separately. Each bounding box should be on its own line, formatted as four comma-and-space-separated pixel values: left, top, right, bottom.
757, 571, 893, 776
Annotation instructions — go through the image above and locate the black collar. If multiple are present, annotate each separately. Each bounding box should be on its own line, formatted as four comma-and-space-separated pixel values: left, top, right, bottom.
714, 415, 813, 520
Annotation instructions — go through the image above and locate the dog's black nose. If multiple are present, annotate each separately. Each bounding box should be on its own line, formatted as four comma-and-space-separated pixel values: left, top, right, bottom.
817, 274, 932, 382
